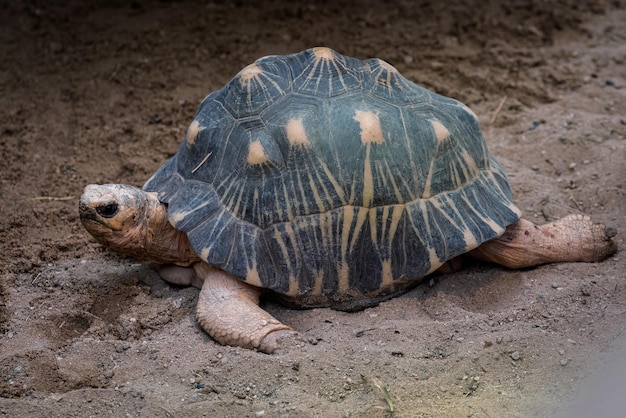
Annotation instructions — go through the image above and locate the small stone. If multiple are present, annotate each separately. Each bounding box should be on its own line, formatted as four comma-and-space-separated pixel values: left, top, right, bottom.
552, 282, 559, 289
511, 351, 521, 361
560, 358, 569, 366
255, 411, 265, 417
568, 162, 576, 170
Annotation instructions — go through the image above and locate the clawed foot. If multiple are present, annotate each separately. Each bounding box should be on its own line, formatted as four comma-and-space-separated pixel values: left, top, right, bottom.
258, 329, 305, 354
471, 214, 617, 269
540, 214, 617, 263
194, 263, 301, 354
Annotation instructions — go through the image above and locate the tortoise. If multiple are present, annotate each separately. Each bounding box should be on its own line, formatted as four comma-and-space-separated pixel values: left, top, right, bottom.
79, 47, 617, 353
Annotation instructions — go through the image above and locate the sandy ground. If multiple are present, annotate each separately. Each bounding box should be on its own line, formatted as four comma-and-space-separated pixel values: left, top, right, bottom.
1, 1, 625, 416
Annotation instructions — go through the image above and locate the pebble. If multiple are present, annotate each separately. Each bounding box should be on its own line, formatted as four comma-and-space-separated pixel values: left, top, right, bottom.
511, 351, 521, 361
560, 358, 569, 366
552, 282, 559, 289
255, 411, 265, 417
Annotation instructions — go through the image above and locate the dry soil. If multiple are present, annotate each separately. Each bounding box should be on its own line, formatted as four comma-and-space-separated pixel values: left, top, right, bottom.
1, 1, 625, 417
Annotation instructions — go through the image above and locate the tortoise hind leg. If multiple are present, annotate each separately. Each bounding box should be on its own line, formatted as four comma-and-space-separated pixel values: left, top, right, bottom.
193, 263, 296, 354
470, 214, 617, 269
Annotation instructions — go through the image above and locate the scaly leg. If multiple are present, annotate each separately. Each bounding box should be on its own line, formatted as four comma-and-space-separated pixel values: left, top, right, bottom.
193, 263, 296, 353
470, 214, 617, 269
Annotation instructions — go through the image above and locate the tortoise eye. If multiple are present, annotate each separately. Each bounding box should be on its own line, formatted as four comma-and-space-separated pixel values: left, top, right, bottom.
96, 202, 119, 218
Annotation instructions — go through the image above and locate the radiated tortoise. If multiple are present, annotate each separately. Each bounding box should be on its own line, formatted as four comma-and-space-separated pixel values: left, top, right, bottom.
79, 47, 617, 353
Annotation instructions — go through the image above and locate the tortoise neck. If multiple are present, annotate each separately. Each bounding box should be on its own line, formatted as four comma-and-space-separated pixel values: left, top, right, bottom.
139, 197, 200, 266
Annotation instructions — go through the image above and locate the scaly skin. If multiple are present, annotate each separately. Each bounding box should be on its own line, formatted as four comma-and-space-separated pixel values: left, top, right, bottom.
470, 215, 617, 268
193, 263, 296, 353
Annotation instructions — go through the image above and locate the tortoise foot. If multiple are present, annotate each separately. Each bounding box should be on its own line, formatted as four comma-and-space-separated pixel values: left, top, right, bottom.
471, 215, 617, 269
258, 329, 304, 354
577, 215, 618, 262
157, 264, 203, 288
194, 263, 292, 353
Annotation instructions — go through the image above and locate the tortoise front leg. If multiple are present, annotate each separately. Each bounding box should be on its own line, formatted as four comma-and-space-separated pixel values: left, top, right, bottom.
470, 214, 617, 269
193, 263, 295, 353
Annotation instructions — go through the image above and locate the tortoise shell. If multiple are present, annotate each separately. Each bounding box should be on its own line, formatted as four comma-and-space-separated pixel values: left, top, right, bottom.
144, 47, 521, 309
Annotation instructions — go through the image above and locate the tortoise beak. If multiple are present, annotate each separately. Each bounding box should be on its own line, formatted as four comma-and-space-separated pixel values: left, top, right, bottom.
78, 198, 98, 222
78, 195, 105, 229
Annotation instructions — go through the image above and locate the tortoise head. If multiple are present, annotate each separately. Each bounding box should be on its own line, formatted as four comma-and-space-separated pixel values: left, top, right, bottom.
79, 184, 163, 259
79, 184, 199, 265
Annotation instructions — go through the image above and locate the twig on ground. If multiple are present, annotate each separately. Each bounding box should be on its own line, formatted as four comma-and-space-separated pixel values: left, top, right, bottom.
490, 95, 507, 125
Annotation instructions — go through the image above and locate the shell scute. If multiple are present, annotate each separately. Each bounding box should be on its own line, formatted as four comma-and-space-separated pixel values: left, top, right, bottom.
288, 47, 363, 98
218, 58, 292, 118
